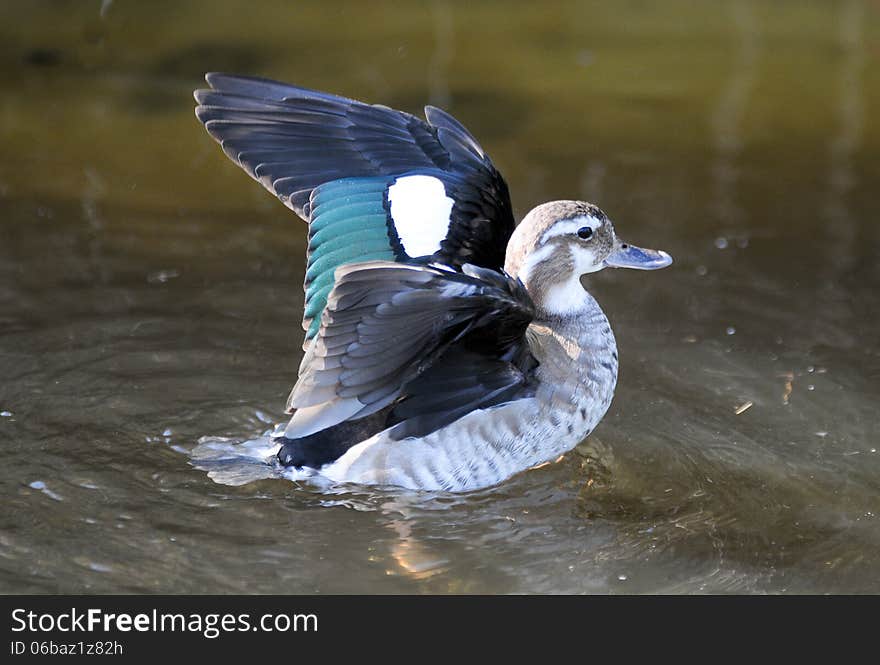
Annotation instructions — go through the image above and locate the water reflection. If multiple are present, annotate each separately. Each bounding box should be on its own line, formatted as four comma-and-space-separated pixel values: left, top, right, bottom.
825, 0, 864, 277
710, 0, 758, 233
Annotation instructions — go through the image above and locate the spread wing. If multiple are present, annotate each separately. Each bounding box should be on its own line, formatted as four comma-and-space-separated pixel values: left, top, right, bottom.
194, 74, 516, 342
283, 262, 537, 441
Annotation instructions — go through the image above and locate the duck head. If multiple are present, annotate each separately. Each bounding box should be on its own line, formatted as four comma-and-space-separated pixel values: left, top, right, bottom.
504, 200, 672, 316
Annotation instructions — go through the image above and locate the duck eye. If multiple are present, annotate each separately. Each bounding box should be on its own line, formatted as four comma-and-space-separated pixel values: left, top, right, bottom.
577, 226, 593, 240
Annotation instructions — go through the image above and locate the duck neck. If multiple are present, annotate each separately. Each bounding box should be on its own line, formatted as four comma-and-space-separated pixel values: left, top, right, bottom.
527, 285, 618, 419
528, 273, 596, 319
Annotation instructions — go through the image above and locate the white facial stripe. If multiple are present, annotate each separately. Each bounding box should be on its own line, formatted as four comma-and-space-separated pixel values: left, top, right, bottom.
387, 175, 454, 257
539, 214, 604, 244
516, 243, 555, 285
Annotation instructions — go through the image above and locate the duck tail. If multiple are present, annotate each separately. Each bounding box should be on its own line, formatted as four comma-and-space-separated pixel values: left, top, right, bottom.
275, 408, 392, 469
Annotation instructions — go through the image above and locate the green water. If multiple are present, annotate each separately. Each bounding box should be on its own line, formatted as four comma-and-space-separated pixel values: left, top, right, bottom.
1, 0, 878, 593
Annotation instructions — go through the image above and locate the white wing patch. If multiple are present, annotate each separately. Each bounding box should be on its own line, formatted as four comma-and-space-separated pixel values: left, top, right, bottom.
387, 175, 454, 257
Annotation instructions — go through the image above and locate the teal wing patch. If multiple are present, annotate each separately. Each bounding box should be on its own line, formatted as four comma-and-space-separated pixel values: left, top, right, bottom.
303, 177, 401, 342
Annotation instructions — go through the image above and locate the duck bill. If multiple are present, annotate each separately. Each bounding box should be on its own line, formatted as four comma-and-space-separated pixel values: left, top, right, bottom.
604, 243, 673, 270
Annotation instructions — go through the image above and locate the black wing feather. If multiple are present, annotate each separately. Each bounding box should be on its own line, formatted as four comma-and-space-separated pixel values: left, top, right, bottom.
283, 262, 536, 440
194, 73, 515, 269
386, 350, 532, 441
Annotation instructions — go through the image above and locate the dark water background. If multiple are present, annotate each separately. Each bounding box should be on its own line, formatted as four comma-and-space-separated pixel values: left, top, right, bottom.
1, 0, 879, 593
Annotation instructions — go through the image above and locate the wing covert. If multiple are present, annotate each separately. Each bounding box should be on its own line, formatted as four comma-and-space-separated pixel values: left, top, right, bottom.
194, 74, 517, 341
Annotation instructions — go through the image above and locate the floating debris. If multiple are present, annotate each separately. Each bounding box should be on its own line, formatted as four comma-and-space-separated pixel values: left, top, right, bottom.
726, 326, 736, 336
715, 237, 729, 249
28, 480, 62, 501
779, 371, 794, 404
734, 401, 753, 415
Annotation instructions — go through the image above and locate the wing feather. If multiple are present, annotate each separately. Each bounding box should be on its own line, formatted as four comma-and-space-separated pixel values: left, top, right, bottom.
283, 262, 536, 440
194, 74, 515, 270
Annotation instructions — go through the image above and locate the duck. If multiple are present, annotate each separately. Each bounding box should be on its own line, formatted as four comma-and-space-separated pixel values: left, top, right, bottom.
194, 73, 672, 493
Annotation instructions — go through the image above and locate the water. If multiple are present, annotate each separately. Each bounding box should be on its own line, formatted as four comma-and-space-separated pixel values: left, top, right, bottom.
2, 0, 879, 593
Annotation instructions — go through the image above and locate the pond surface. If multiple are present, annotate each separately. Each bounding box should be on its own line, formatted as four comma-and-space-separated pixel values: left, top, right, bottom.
1, 0, 879, 593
